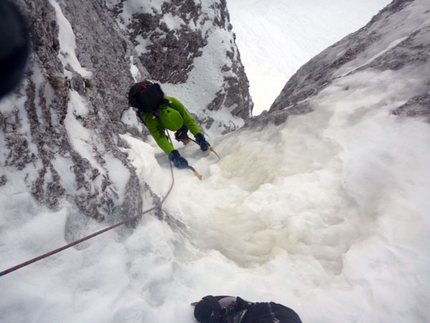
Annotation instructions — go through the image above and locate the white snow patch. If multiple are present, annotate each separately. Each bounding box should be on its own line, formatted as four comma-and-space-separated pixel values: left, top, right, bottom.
49, 0, 92, 78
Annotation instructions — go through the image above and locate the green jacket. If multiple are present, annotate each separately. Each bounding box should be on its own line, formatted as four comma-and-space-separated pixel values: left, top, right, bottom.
139, 96, 201, 155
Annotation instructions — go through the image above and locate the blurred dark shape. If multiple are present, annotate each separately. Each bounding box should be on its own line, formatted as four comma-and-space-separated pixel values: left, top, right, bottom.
193, 295, 303, 323
0, 0, 30, 99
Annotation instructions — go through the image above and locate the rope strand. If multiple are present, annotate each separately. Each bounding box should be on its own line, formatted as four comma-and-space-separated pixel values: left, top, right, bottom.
0, 160, 176, 278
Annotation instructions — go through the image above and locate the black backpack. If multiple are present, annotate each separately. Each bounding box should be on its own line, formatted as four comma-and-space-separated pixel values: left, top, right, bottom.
128, 80, 165, 113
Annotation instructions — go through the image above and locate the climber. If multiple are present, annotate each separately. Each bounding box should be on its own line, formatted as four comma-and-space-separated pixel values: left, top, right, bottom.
193, 295, 303, 323
128, 81, 210, 169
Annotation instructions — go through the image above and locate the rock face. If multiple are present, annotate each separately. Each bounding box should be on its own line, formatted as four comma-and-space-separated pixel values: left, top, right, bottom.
258, 0, 430, 126
1, 0, 146, 225
106, 0, 252, 125
0, 0, 252, 231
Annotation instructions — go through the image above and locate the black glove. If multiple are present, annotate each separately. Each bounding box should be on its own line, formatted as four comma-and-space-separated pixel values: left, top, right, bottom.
194, 296, 225, 323
168, 150, 189, 169
175, 125, 189, 142
195, 133, 210, 151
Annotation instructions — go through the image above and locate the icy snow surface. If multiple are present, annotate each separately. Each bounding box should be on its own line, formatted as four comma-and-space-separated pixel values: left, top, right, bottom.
1, 1, 430, 323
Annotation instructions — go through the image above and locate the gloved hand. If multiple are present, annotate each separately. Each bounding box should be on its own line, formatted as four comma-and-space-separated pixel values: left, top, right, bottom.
168, 150, 189, 169
174, 125, 189, 141
195, 133, 210, 151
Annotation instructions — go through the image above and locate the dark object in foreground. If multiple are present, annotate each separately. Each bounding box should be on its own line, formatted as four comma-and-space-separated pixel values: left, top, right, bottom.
0, 0, 30, 99
193, 295, 303, 323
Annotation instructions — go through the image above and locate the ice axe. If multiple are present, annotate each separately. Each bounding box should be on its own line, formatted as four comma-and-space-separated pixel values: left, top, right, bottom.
207, 146, 221, 161
188, 137, 221, 161
188, 165, 202, 180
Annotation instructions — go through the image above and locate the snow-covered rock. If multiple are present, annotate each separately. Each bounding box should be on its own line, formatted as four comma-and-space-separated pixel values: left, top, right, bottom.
106, 0, 252, 126
261, 0, 430, 125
